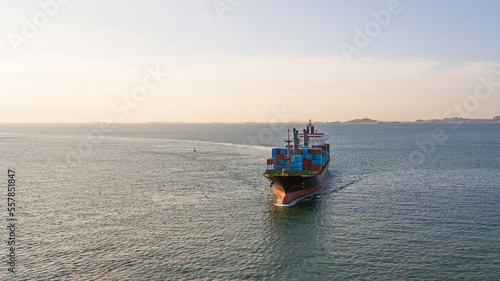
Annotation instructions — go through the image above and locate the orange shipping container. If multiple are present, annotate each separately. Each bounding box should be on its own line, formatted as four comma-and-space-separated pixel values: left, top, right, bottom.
311, 165, 321, 170
312, 148, 322, 155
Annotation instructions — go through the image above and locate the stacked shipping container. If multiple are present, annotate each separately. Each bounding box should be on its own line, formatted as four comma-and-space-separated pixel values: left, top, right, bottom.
267, 144, 330, 171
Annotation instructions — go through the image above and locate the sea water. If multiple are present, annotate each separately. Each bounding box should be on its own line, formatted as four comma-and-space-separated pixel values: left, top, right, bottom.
0, 123, 498, 280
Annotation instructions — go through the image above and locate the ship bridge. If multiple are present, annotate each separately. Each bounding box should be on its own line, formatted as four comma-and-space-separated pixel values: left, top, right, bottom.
297, 133, 328, 146
296, 120, 328, 146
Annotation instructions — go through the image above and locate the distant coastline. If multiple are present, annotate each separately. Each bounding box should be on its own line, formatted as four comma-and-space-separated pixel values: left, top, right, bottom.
335, 116, 500, 124
108, 115, 500, 125
245, 116, 500, 125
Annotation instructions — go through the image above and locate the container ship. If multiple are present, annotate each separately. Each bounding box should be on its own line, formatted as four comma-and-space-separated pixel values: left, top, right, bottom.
263, 121, 330, 204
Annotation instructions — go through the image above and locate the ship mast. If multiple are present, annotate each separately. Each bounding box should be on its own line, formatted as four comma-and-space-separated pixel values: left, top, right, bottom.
285, 129, 292, 170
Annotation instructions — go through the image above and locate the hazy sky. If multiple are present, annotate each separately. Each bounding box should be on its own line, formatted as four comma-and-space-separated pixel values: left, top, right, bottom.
1, 0, 499, 123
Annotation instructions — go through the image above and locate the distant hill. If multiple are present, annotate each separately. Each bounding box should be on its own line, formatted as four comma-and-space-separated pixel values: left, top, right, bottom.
443, 117, 464, 123
198, 115, 500, 124
321, 115, 500, 124
344, 118, 378, 124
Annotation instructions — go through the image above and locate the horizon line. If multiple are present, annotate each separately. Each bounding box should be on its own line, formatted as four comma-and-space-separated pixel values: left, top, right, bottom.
1, 115, 498, 125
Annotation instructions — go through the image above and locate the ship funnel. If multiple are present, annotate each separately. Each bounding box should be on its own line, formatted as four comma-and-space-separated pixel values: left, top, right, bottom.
311, 125, 315, 134
293, 128, 299, 155
303, 129, 308, 146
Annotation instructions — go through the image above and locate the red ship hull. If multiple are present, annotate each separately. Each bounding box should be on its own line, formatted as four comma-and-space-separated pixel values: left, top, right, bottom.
265, 160, 329, 205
